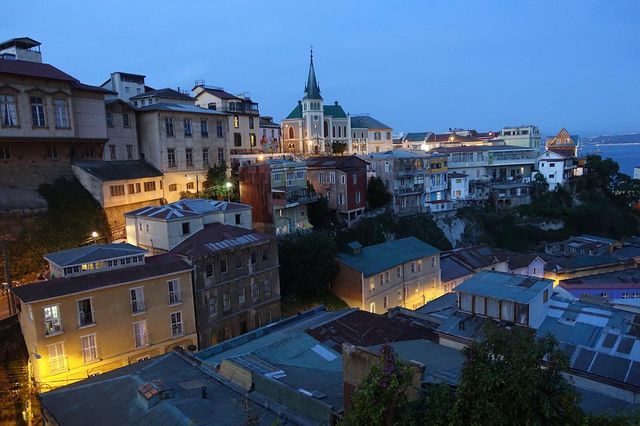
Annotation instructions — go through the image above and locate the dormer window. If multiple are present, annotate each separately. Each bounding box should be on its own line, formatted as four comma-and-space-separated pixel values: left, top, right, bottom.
182, 222, 190, 235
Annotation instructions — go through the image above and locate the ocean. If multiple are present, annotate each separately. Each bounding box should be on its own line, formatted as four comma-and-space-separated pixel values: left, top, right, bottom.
579, 144, 640, 176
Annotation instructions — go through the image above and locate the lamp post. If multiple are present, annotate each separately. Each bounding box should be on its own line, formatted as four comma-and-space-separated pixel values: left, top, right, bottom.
225, 181, 233, 201
91, 231, 98, 245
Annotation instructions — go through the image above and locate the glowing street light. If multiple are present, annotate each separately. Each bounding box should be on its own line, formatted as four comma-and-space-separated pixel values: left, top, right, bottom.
91, 231, 98, 245
225, 181, 232, 201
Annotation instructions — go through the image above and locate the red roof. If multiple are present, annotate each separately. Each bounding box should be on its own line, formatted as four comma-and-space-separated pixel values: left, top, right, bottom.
0, 59, 77, 82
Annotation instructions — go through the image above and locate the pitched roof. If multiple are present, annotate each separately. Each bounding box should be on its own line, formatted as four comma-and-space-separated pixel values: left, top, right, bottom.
305, 155, 368, 172
367, 148, 429, 159
303, 50, 322, 100
70, 81, 113, 93
404, 132, 433, 142
439, 254, 474, 283
136, 102, 227, 116
350, 116, 391, 130
195, 87, 240, 100
126, 199, 250, 221
337, 237, 439, 277
0, 58, 76, 81
455, 271, 552, 304
171, 222, 272, 258
323, 104, 346, 118
13, 254, 190, 303
72, 160, 162, 181
285, 103, 302, 119
44, 243, 145, 267
444, 244, 507, 270
130, 88, 193, 101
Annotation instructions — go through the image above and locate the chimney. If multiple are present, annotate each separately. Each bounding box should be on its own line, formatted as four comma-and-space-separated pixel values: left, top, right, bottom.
346, 241, 362, 256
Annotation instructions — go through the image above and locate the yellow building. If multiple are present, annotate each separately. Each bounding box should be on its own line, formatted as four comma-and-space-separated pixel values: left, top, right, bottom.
12, 244, 197, 391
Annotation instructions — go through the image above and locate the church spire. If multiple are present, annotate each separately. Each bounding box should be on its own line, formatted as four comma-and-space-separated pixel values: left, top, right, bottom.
303, 47, 322, 100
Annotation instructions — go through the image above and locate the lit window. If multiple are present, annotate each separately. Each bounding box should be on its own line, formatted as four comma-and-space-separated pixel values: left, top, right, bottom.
44, 305, 62, 335
80, 334, 98, 363
47, 342, 66, 373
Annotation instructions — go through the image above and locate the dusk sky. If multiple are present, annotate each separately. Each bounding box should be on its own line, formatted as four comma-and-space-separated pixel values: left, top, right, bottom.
4, 1, 639, 136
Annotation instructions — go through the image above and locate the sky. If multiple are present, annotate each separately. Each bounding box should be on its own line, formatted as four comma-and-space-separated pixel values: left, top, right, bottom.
3, 0, 640, 137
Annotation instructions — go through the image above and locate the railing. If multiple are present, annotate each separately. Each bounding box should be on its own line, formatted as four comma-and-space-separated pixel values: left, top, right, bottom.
395, 186, 424, 195
397, 168, 424, 177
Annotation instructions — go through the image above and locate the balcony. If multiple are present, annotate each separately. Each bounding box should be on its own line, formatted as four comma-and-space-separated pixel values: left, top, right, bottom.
273, 187, 318, 207
397, 168, 424, 177
394, 185, 424, 195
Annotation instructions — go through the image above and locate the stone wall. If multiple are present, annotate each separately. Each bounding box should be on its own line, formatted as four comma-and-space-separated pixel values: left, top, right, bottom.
104, 198, 162, 238
0, 161, 73, 189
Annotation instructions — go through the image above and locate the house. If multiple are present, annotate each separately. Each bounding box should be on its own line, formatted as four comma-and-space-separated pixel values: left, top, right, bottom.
103, 99, 139, 161
125, 198, 252, 253
306, 156, 368, 224
100, 71, 147, 104
448, 172, 469, 201
425, 154, 450, 213
498, 125, 541, 149
506, 254, 546, 278
72, 160, 164, 236
12, 244, 197, 390
192, 82, 261, 161
366, 149, 429, 216
0, 37, 109, 188
350, 115, 393, 154
281, 51, 351, 155
170, 222, 280, 348
443, 244, 511, 274
546, 128, 579, 157
401, 129, 499, 152
544, 234, 621, 256
332, 237, 441, 312
543, 254, 634, 285
534, 150, 577, 190
238, 158, 316, 234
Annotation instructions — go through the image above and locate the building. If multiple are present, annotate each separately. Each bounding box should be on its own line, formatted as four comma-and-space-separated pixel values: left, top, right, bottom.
424, 154, 450, 213
543, 254, 633, 286
498, 125, 541, 149
192, 82, 261, 160
103, 99, 139, 161
559, 269, 640, 301
534, 150, 577, 190
258, 116, 281, 154
546, 128, 579, 157
72, 160, 164, 236
12, 244, 197, 390
281, 51, 351, 155
366, 149, 429, 216
544, 234, 621, 257
332, 237, 441, 312
100, 71, 147, 104
238, 159, 316, 234
125, 198, 252, 253
0, 37, 109, 188
448, 172, 469, 201
130, 87, 194, 108
306, 156, 368, 223
439, 252, 474, 293
136, 102, 229, 202
401, 129, 499, 152
170, 222, 281, 348
350, 115, 393, 154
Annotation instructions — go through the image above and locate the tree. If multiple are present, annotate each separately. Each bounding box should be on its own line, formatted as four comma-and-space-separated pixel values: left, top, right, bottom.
452, 324, 583, 426
531, 172, 549, 202
332, 141, 348, 155
278, 232, 339, 298
202, 163, 238, 201
307, 196, 333, 229
366, 177, 392, 209
342, 345, 414, 426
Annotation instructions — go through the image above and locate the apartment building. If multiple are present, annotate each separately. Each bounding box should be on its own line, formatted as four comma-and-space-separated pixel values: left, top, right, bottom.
499, 125, 541, 149
401, 129, 498, 152
332, 237, 441, 312
306, 156, 368, 223
103, 99, 139, 161
350, 115, 393, 154
136, 103, 229, 202
534, 150, 577, 190
12, 244, 196, 390
366, 149, 429, 216
100, 71, 147, 104
239, 159, 317, 234
425, 154, 450, 213
170, 222, 281, 347
125, 198, 252, 253
0, 37, 109, 188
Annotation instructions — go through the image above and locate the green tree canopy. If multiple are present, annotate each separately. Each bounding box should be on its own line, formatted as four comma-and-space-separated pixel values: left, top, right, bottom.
202, 163, 238, 201
366, 176, 392, 209
307, 196, 333, 229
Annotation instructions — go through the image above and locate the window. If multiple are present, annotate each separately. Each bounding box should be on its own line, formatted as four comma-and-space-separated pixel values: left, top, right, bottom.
235, 255, 242, 269
234, 133, 242, 147
338, 194, 345, 205
220, 259, 228, 273
110, 185, 125, 197
239, 285, 246, 303
186, 148, 194, 166
170, 312, 184, 337
251, 280, 259, 299
386, 131, 391, 140
329, 172, 336, 183
250, 251, 257, 265
369, 279, 375, 292
133, 321, 148, 348
77, 298, 94, 326
600, 292, 608, 299
233, 115, 239, 128
218, 148, 225, 164
216, 120, 224, 138
165, 117, 174, 136
123, 113, 130, 128
410, 262, 416, 273
31, 96, 46, 127
44, 305, 62, 335
374, 132, 381, 140
181, 222, 190, 235
223, 294, 230, 311
205, 263, 214, 278
369, 302, 375, 313
235, 214, 242, 225
167, 148, 176, 167
249, 116, 254, 129
396, 266, 401, 278
142, 181, 155, 192
543, 289, 549, 303
184, 118, 192, 136
356, 192, 361, 203
208, 297, 217, 316
622, 293, 630, 299
383, 296, 388, 309
250, 133, 256, 147
186, 182, 195, 190
168, 183, 178, 191
47, 342, 66, 373
53, 98, 69, 128
126, 145, 133, 159
263, 280, 271, 295
109, 145, 116, 160
340, 175, 346, 185
80, 334, 98, 363
0, 145, 10, 160
417, 260, 423, 272
0, 94, 18, 126
130, 287, 145, 313
202, 148, 209, 165
288, 127, 294, 139
168, 279, 182, 304
200, 119, 208, 137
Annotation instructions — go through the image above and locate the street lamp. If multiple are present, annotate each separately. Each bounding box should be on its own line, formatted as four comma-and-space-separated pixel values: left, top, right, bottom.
225, 181, 233, 201
91, 231, 98, 245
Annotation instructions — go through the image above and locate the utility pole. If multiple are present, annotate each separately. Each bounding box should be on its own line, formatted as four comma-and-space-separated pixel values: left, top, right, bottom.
2, 241, 14, 316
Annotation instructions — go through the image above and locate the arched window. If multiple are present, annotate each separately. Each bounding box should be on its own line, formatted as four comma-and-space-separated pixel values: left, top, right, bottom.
338, 126, 342, 138
343, 126, 347, 137
332, 126, 336, 138
288, 127, 294, 139
324, 121, 328, 137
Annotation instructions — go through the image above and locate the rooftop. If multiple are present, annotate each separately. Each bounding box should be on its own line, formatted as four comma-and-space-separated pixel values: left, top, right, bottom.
443, 244, 506, 271
455, 271, 552, 304
125, 199, 250, 221
560, 269, 640, 289
13, 253, 190, 303
130, 88, 193, 101
137, 102, 227, 116
439, 254, 474, 283
367, 148, 430, 160
44, 243, 145, 267
337, 237, 439, 277
171, 223, 272, 258
72, 160, 162, 182
305, 156, 368, 172
432, 144, 536, 154
0, 37, 41, 50
350, 115, 391, 130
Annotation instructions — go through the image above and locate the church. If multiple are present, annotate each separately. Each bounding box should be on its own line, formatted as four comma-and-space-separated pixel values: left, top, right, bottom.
281, 50, 351, 155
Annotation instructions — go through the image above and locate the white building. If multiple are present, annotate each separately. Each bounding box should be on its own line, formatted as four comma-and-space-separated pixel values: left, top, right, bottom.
125, 198, 252, 253
499, 125, 541, 150
448, 172, 469, 200
100, 72, 147, 104
534, 150, 577, 190
634, 167, 640, 180
350, 116, 393, 154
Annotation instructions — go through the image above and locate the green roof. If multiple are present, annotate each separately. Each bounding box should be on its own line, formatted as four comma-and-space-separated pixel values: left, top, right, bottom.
337, 237, 439, 277
286, 103, 302, 119
323, 104, 347, 118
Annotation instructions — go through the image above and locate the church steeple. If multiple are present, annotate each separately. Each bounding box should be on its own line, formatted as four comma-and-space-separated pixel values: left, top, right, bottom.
303, 47, 322, 100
